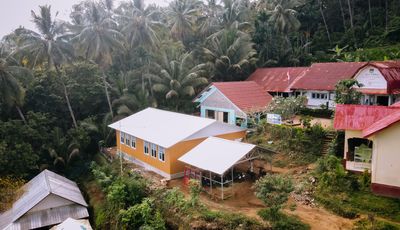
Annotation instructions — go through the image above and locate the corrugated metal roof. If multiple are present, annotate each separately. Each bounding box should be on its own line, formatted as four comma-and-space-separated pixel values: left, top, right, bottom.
185, 122, 245, 141
6, 204, 89, 230
333, 104, 400, 130
363, 110, 400, 137
292, 62, 367, 91
212, 81, 273, 112
367, 61, 400, 93
247, 67, 308, 92
178, 137, 256, 175
109, 108, 245, 148
0, 170, 88, 230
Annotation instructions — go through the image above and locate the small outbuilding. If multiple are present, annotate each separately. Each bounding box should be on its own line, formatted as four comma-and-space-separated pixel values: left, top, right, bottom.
178, 137, 259, 199
334, 103, 400, 198
0, 170, 89, 230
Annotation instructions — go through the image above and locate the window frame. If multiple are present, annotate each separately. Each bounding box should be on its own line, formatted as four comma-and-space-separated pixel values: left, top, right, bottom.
158, 146, 165, 162
130, 136, 136, 149
144, 141, 149, 155
125, 134, 130, 146
120, 132, 125, 144
151, 143, 157, 158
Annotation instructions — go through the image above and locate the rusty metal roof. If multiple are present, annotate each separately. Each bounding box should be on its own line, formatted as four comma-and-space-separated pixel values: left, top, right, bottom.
0, 170, 88, 230
333, 104, 400, 130
246, 67, 308, 92
292, 62, 367, 91
363, 110, 400, 137
212, 81, 273, 112
367, 61, 400, 93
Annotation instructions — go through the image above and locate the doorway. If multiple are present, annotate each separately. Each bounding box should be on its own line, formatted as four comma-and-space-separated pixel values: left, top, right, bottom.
377, 96, 389, 106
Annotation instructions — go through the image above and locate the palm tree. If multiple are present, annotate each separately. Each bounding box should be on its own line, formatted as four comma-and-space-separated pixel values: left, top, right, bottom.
150, 51, 208, 111
197, 0, 223, 37
166, 0, 201, 45
266, 0, 301, 35
0, 53, 31, 123
118, 0, 162, 49
202, 28, 257, 81
17, 5, 78, 128
48, 127, 80, 172
73, 2, 125, 118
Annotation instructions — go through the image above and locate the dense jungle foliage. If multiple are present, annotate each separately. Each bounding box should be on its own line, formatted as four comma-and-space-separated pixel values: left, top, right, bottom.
1, 0, 400, 180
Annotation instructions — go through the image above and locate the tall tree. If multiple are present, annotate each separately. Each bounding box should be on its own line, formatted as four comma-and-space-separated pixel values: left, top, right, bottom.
203, 28, 257, 81
0, 55, 31, 123
119, 0, 161, 49
73, 2, 125, 118
150, 51, 208, 111
18, 5, 78, 128
317, 0, 331, 44
166, 0, 201, 45
266, 0, 302, 35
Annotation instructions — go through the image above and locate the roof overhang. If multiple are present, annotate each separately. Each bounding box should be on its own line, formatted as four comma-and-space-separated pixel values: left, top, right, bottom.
178, 137, 256, 175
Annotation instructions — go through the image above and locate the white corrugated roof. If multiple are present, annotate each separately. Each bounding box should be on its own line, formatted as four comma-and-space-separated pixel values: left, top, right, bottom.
0, 170, 88, 230
108, 108, 244, 148
178, 137, 256, 175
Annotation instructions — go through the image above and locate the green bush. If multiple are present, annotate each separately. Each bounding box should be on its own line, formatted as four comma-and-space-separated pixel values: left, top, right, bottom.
258, 209, 310, 230
314, 155, 351, 192
314, 193, 358, 219
254, 174, 294, 218
353, 217, 400, 230
299, 107, 334, 119
200, 210, 263, 229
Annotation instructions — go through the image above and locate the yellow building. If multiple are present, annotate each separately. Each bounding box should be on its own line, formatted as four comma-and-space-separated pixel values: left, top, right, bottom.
334, 103, 400, 198
109, 108, 246, 179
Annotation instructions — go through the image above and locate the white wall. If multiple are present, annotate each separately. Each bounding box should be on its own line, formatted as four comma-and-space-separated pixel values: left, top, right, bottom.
371, 122, 400, 188
28, 194, 74, 213
355, 67, 387, 89
303, 91, 336, 109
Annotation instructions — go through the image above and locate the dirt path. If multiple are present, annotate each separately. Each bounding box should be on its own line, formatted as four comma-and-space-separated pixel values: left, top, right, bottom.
286, 201, 354, 230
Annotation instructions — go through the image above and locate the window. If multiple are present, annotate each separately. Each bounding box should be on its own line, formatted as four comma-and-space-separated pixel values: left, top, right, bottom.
144, 141, 149, 155
120, 132, 125, 144
125, 134, 130, 145
158, 147, 165, 162
206, 109, 215, 119
131, 136, 136, 149
151, 143, 157, 158
311, 93, 328, 100
223, 112, 229, 123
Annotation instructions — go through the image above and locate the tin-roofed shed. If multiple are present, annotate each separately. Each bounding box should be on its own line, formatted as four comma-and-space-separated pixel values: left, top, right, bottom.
0, 170, 89, 230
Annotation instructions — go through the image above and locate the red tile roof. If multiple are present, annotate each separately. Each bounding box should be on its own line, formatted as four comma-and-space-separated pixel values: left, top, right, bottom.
247, 67, 308, 93
212, 81, 273, 112
292, 62, 367, 91
333, 104, 399, 130
363, 110, 400, 137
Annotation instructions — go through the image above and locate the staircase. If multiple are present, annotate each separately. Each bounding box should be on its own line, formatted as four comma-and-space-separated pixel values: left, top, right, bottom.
322, 132, 336, 155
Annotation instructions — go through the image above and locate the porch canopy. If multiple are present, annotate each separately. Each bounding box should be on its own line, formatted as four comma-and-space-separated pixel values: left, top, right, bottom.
178, 137, 256, 175
178, 137, 257, 200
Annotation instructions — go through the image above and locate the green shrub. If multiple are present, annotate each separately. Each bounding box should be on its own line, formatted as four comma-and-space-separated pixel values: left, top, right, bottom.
188, 179, 202, 207
200, 210, 263, 229
314, 193, 358, 219
353, 217, 400, 230
258, 209, 310, 230
315, 155, 351, 192
119, 198, 166, 230
299, 107, 333, 118
254, 174, 294, 218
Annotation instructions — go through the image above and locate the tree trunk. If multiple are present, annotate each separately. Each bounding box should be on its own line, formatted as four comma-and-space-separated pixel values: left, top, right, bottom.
102, 70, 114, 118
16, 106, 27, 124
55, 66, 78, 129
347, 0, 354, 28
318, 0, 332, 44
385, 0, 388, 32
338, 0, 347, 30
368, 0, 373, 27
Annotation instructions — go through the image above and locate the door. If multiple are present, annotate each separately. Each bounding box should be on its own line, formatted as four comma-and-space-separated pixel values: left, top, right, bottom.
377, 96, 389, 106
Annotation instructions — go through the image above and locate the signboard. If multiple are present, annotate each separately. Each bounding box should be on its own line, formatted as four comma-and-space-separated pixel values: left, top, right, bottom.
267, 113, 282, 125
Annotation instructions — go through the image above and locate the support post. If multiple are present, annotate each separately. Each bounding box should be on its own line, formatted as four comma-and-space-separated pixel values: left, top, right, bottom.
231, 167, 234, 197
210, 171, 212, 195
221, 173, 224, 200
